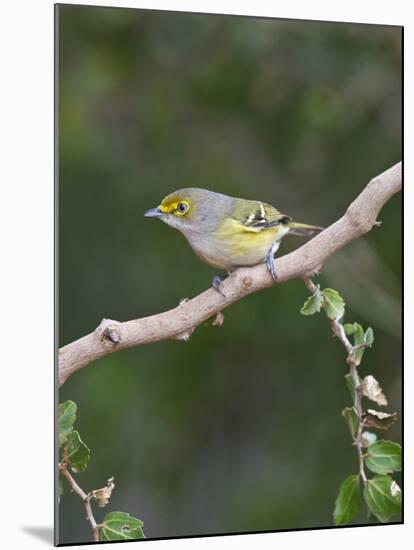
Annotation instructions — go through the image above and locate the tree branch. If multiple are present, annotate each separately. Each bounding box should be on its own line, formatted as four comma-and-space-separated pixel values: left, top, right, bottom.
59, 162, 402, 386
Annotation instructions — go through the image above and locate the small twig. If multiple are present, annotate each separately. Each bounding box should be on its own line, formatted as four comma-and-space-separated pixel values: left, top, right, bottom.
303, 277, 367, 484
350, 365, 368, 484
353, 342, 371, 351
59, 463, 100, 542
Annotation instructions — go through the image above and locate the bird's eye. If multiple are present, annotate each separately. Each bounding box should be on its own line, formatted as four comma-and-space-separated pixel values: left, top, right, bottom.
176, 202, 188, 214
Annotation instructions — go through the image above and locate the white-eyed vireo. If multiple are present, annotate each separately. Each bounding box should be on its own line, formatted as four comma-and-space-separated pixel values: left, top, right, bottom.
144, 188, 323, 291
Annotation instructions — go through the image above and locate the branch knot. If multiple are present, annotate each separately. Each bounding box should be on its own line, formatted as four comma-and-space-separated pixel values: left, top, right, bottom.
96, 318, 122, 348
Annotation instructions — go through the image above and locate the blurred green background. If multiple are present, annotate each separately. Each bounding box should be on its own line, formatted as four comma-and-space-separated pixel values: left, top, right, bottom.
58, 5, 402, 544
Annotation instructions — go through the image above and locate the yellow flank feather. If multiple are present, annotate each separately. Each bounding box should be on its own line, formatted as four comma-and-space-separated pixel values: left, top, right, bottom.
212, 218, 287, 268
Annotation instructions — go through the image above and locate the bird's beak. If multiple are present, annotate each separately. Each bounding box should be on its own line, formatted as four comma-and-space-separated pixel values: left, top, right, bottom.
144, 206, 164, 218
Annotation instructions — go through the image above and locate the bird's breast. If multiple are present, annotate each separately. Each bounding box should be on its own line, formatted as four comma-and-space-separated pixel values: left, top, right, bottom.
182, 223, 288, 271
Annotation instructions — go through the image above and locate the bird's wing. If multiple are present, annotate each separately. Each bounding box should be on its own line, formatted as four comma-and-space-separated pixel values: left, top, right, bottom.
233, 199, 292, 233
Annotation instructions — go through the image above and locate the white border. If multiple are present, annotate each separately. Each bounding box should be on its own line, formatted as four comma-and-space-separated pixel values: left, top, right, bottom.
0, 1, 410, 549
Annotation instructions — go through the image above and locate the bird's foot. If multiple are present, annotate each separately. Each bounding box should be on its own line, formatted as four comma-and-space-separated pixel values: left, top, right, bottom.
212, 275, 227, 297
265, 251, 278, 282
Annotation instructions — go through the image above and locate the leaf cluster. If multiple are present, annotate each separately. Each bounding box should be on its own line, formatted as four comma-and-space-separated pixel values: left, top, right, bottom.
58, 400, 146, 541
300, 284, 402, 526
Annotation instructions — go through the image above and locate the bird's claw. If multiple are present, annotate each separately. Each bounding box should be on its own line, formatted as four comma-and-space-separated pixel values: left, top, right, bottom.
212, 275, 226, 297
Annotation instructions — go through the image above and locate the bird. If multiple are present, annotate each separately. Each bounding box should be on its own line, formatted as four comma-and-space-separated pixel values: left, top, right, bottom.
144, 188, 323, 293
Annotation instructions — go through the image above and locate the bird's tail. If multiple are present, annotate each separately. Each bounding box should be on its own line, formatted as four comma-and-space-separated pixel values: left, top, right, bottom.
287, 221, 324, 237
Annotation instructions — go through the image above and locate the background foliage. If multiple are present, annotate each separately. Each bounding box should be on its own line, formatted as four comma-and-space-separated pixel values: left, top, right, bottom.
58, 5, 402, 544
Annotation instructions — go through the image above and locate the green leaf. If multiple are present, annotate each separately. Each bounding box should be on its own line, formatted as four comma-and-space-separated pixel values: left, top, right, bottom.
344, 323, 356, 335
58, 401, 77, 446
345, 372, 360, 400
351, 323, 364, 346
321, 288, 345, 320
350, 326, 374, 366
63, 430, 90, 473
367, 507, 381, 523
351, 323, 365, 365
300, 290, 323, 315
364, 327, 374, 347
365, 441, 402, 475
342, 407, 359, 439
100, 512, 145, 541
364, 475, 402, 523
333, 475, 360, 526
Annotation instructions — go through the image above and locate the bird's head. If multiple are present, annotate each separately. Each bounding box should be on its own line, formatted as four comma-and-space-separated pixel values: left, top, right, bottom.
144, 188, 229, 233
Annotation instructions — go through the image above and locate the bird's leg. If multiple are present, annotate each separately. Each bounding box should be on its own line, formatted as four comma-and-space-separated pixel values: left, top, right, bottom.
265, 240, 281, 282
266, 251, 277, 281
212, 274, 228, 297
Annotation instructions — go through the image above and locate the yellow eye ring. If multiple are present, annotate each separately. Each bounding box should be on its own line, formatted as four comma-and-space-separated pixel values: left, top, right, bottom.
176, 202, 189, 215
